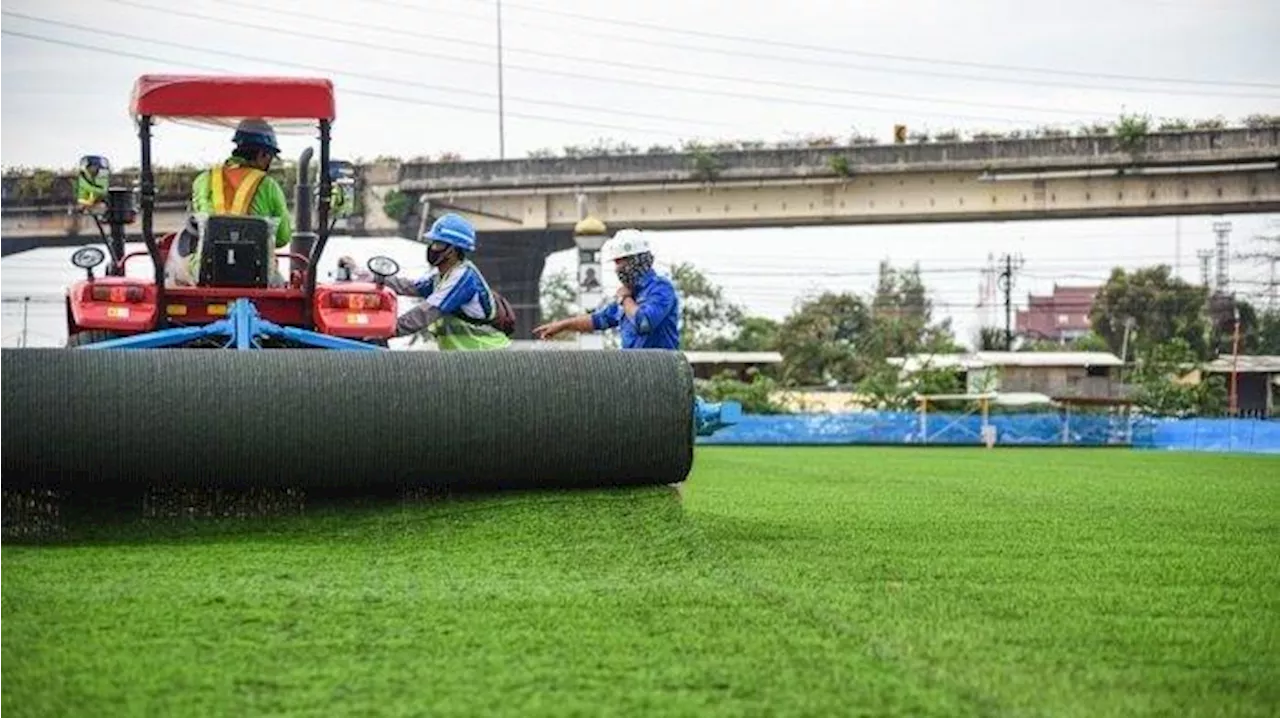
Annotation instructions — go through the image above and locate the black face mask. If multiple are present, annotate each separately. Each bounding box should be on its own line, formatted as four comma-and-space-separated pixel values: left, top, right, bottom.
427, 245, 450, 267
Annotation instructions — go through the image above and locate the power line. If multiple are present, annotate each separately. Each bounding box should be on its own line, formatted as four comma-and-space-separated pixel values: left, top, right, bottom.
467, 0, 1280, 91
88, 1, 1071, 126
0, 28, 697, 139
366, 0, 1280, 99
1, 12, 723, 132
203, 0, 1123, 121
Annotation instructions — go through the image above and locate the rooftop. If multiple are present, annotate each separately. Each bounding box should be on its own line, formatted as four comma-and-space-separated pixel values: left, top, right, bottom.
1202, 355, 1280, 373
891, 351, 1124, 373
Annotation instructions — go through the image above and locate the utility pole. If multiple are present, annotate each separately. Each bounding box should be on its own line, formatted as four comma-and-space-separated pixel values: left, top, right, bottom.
997, 253, 1024, 351
1212, 220, 1232, 293
1229, 301, 1241, 415
496, 0, 506, 159
20, 296, 30, 348
1119, 316, 1136, 369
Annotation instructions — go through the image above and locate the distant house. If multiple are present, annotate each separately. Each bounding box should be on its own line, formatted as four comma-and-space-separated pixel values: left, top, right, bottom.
1015, 285, 1100, 343
1199, 355, 1280, 418
890, 351, 1130, 401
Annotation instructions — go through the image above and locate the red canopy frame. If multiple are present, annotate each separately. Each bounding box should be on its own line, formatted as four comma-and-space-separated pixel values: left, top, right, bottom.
130, 74, 336, 120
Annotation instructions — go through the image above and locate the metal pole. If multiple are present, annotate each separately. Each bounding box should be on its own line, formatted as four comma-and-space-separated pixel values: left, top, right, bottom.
496, 0, 506, 159
1229, 301, 1241, 415
20, 296, 30, 347
999, 253, 1020, 350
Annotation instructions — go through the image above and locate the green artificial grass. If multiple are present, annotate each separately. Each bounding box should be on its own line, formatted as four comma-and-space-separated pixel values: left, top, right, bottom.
3, 448, 1279, 717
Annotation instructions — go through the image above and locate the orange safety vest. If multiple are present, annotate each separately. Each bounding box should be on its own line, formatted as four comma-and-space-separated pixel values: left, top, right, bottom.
209, 164, 267, 215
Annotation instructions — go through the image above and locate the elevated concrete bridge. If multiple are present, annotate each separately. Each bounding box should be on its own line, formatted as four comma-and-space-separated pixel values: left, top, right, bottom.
394, 128, 1280, 232
6, 128, 1277, 338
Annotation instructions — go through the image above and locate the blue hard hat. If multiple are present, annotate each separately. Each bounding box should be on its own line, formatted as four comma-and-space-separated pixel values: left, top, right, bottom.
232, 117, 281, 156
423, 213, 476, 253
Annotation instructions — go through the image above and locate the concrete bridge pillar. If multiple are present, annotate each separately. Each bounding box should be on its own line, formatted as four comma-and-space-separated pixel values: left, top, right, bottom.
471, 229, 574, 339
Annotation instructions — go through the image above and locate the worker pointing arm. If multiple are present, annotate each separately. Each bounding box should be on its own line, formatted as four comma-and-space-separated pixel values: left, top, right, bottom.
533, 229, 681, 350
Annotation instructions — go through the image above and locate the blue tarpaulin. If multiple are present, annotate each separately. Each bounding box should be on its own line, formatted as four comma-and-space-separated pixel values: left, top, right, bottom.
698, 412, 1280, 454
1134, 417, 1280, 454
699, 411, 1135, 446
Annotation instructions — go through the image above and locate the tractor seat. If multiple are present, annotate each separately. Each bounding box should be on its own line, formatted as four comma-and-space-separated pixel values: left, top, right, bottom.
197, 214, 275, 288
163, 214, 278, 288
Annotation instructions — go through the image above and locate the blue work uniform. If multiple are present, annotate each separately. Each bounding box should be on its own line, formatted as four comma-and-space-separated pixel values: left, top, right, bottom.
590, 268, 681, 349
385, 260, 510, 350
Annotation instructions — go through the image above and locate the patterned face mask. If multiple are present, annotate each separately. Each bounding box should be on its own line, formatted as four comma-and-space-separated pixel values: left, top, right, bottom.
616, 252, 653, 288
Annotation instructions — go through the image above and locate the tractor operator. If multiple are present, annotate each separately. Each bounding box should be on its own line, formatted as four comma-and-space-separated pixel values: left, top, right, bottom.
190, 118, 293, 249
167, 118, 294, 286
339, 213, 512, 350
532, 229, 681, 350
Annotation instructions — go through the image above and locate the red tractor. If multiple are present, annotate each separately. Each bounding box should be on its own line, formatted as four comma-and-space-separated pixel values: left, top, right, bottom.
65, 74, 400, 351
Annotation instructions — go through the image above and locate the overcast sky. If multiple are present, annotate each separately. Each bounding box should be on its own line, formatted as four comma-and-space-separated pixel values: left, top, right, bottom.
3, 0, 1280, 347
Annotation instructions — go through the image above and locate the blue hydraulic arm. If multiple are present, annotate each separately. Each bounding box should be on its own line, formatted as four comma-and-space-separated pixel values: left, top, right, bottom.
693, 396, 742, 437
79, 298, 386, 351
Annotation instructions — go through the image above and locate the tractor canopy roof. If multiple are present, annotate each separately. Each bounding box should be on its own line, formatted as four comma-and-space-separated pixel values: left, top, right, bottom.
130, 74, 335, 133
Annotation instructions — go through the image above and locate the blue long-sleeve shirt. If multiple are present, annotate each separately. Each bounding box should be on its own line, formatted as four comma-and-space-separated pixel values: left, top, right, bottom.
590, 269, 681, 349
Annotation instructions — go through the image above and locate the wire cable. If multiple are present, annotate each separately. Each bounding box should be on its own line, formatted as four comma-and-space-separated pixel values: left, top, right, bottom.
367, 0, 1280, 99
90, 0, 1100, 125
0, 28, 702, 139
480, 0, 1280, 90
1, 12, 726, 132
202, 0, 1126, 121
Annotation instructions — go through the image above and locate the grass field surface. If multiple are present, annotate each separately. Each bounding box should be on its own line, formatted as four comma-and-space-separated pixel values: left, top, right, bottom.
3, 448, 1278, 717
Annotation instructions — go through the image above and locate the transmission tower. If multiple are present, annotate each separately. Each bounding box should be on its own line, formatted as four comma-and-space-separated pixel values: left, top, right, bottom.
1235, 229, 1280, 310
1212, 220, 1232, 292
974, 252, 998, 329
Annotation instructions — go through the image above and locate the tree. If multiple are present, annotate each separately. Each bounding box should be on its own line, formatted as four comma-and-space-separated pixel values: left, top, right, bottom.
776, 292, 870, 386
695, 371, 789, 414
1207, 294, 1260, 357
975, 326, 1006, 351
1255, 309, 1280, 354
538, 269, 580, 340
862, 260, 960, 359
710, 316, 780, 353
380, 189, 412, 222
1018, 331, 1111, 352
668, 262, 744, 350
1089, 265, 1211, 360
1131, 338, 1227, 417
856, 359, 965, 411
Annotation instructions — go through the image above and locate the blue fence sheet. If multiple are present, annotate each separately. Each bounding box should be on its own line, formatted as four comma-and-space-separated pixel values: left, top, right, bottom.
1135, 418, 1280, 454
700, 412, 1280, 454
700, 411, 1136, 447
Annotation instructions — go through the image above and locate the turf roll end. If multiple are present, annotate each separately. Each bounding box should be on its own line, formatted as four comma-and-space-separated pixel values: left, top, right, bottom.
1, 347, 696, 492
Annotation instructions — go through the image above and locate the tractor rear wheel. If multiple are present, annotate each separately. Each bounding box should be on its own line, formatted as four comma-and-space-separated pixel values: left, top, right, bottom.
65, 330, 122, 348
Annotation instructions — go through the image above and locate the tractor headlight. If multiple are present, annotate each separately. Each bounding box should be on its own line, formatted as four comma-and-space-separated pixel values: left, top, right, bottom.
367, 256, 400, 279
71, 246, 106, 270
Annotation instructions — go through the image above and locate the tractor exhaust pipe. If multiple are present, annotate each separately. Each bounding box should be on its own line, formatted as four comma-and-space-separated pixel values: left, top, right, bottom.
291, 147, 316, 278
295, 147, 313, 232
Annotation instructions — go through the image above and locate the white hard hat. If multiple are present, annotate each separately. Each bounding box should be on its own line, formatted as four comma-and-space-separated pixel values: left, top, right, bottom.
600, 229, 651, 263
